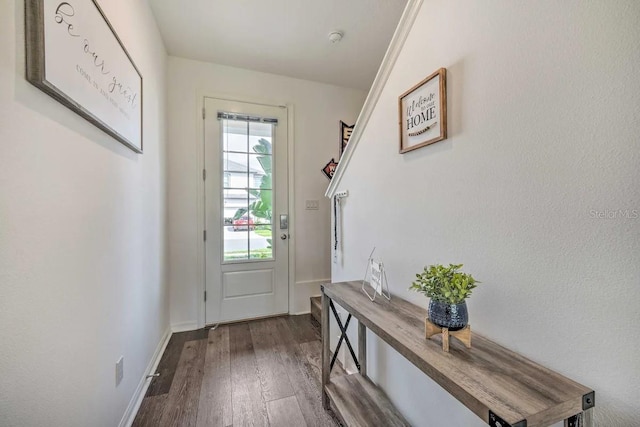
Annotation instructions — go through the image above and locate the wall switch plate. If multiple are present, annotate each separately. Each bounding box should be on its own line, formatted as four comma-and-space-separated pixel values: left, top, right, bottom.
305, 200, 319, 210
115, 356, 124, 386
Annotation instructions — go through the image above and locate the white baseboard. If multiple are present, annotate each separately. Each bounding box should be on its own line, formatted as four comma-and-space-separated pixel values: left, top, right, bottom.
119, 327, 172, 427
291, 278, 329, 314
171, 321, 199, 333
174, 281, 328, 325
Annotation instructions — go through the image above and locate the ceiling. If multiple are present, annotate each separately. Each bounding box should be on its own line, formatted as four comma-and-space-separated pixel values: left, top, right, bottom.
148, 0, 408, 90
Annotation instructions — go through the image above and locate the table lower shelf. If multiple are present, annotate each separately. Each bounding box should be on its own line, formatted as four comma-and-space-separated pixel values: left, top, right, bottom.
325, 373, 410, 427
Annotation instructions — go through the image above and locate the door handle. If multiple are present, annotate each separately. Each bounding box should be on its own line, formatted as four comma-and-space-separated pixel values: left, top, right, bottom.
280, 233, 288, 240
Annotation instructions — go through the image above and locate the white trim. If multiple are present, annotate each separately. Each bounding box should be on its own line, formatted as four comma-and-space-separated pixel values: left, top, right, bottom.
296, 278, 331, 286
325, 0, 423, 198
119, 327, 172, 427
197, 91, 296, 327
290, 278, 331, 315
196, 93, 206, 328
171, 321, 200, 333
290, 310, 312, 316
287, 104, 296, 315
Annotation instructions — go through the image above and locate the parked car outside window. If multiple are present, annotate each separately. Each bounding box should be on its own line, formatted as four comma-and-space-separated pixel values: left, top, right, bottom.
233, 215, 255, 231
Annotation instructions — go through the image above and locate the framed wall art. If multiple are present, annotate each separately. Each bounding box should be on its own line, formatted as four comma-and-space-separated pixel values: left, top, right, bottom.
322, 158, 338, 180
398, 68, 446, 154
340, 121, 354, 157
25, 0, 143, 153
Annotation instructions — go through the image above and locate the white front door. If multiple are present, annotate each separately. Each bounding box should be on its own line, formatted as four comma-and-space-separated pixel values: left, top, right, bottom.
204, 97, 289, 324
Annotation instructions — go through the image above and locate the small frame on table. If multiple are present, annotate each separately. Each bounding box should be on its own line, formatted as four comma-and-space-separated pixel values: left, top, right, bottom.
398, 68, 447, 154
361, 247, 390, 302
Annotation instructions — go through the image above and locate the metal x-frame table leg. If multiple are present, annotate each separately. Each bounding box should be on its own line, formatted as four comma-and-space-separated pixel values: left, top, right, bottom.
329, 300, 360, 372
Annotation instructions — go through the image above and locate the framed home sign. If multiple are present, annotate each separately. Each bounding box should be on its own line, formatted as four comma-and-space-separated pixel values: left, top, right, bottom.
398, 68, 447, 153
25, 0, 143, 153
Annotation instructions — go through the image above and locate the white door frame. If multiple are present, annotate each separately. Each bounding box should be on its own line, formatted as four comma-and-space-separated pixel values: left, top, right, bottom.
195, 91, 295, 328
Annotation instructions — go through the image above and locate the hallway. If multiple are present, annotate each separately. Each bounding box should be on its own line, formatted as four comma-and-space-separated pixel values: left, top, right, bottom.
133, 315, 343, 426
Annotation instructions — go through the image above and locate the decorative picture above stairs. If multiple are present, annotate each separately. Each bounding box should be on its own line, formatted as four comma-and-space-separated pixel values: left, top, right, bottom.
321, 120, 354, 180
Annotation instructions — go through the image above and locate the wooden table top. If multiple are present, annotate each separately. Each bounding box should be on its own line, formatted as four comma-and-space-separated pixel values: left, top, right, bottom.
322, 281, 594, 427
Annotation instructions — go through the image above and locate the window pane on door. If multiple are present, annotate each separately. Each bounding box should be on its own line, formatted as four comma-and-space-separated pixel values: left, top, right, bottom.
222, 119, 249, 153
222, 117, 274, 262
250, 225, 272, 259
248, 154, 271, 189
223, 152, 249, 190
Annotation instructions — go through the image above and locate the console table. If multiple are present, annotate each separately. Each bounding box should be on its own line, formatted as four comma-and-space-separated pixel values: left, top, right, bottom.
321, 281, 594, 427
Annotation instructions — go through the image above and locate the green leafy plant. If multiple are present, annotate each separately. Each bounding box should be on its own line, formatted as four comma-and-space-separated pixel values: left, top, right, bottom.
234, 138, 273, 248
409, 264, 479, 304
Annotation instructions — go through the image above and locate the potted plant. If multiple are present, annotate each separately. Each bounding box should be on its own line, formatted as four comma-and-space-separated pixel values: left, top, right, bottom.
409, 263, 479, 331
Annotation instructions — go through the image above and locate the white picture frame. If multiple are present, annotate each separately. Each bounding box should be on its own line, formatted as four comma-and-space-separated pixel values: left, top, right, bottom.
362, 248, 391, 302
26, 0, 143, 153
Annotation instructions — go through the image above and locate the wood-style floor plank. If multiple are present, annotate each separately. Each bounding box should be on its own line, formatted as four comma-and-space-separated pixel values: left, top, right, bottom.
266, 396, 308, 427
249, 318, 296, 402
196, 326, 233, 427
229, 322, 270, 427
159, 339, 207, 427
132, 394, 167, 427
299, 340, 346, 386
273, 317, 338, 427
286, 314, 321, 344
147, 328, 210, 396
134, 316, 340, 427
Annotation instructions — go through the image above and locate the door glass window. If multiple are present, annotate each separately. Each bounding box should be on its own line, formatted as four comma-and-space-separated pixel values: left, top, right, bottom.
221, 118, 274, 261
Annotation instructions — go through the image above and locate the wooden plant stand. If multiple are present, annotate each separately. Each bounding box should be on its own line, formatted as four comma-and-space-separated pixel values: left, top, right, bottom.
425, 318, 471, 352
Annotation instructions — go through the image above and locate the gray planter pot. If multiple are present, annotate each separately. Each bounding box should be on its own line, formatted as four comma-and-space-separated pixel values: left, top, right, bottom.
428, 300, 468, 331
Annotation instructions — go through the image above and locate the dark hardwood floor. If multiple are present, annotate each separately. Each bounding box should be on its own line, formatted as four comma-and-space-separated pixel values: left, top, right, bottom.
133, 314, 344, 427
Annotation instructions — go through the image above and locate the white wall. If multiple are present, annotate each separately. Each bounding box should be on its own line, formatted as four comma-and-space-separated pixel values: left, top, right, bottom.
0, 1, 169, 426
333, 1, 640, 426
167, 57, 366, 326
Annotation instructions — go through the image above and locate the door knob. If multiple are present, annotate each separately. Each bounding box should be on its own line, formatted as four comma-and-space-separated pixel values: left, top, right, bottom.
280, 233, 288, 240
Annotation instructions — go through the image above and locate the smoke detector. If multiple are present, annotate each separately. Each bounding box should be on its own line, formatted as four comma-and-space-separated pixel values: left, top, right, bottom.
328, 31, 344, 44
